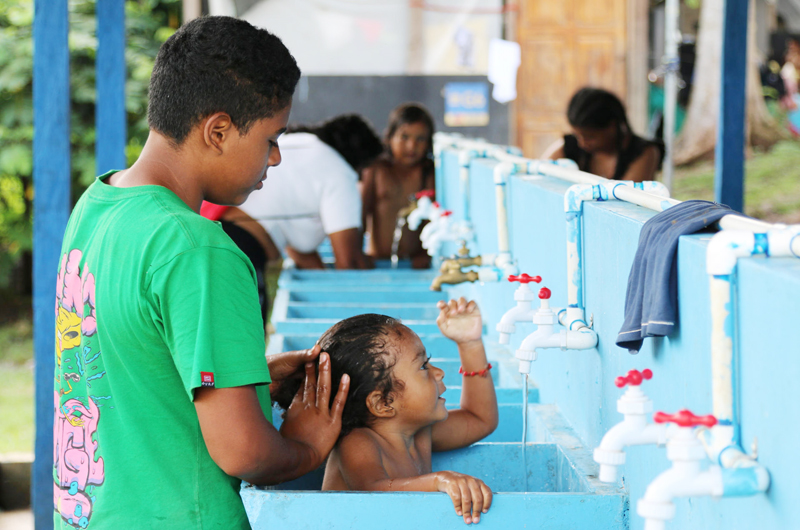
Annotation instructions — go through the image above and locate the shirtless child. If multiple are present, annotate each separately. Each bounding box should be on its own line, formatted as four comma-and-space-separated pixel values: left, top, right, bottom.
319, 298, 498, 525
361, 103, 436, 268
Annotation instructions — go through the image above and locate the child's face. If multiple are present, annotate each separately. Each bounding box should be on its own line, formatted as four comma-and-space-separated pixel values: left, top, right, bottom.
388, 122, 430, 167
213, 104, 291, 205
571, 123, 617, 154
388, 326, 448, 427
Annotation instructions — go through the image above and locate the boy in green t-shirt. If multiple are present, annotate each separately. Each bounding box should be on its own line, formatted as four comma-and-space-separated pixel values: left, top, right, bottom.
53, 16, 349, 529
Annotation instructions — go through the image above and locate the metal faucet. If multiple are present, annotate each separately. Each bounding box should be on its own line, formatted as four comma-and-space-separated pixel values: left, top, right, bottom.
430, 241, 482, 291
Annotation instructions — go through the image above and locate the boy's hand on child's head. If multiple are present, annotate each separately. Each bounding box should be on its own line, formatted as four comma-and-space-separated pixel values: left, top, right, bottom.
436, 298, 482, 345
434, 471, 493, 525
279, 352, 350, 469
267, 344, 322, 405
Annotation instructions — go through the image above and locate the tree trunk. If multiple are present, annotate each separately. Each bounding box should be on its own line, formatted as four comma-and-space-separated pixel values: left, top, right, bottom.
674, 0, 787, 165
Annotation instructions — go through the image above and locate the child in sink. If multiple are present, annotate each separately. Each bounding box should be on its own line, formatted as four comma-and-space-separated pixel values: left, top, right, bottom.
280, 297, 498, 524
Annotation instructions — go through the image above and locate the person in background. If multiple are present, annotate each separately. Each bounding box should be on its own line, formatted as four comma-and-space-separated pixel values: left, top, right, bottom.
233, 114, 383, 270
361, 103, 436, 269
543, 87, 664, 182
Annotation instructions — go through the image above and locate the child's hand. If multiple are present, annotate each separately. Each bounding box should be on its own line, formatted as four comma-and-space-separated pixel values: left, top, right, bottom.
434, 470, 493, 524
437, 298, 482, 345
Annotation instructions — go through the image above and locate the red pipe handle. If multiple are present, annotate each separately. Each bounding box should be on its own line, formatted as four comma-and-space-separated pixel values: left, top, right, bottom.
508, 274, 541, 284
615, 369, 653, 388
654, 409, 717, 428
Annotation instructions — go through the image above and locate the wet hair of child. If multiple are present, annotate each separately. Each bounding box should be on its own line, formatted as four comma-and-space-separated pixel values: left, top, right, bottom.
273, 314, 407, 438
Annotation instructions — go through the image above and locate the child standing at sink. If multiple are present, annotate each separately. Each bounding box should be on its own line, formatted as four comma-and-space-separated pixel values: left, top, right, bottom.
361, 103, 436, 269
294, 297, 498, 524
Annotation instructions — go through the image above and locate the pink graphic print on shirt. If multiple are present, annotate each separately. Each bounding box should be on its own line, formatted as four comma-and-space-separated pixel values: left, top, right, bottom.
54, 248, 107, 528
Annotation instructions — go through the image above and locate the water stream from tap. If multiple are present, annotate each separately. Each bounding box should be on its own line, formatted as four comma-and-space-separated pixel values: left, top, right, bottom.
522, 373, 529, 492
390, 217, 406, 269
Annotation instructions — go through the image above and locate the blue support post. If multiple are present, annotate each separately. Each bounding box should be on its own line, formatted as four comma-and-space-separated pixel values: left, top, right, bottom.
96, 0, 127, 173
714, 0, 749, 213
32, 0, 71, 527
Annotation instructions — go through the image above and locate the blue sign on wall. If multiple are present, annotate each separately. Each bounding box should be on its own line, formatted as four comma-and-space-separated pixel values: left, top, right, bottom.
444, 82, 489, 127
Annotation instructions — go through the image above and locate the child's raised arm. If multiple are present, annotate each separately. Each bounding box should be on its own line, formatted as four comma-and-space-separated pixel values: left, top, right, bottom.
431, 298, 499, 452
335, 430, 493, 524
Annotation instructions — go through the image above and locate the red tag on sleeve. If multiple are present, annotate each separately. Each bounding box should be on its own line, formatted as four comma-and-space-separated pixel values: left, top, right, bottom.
200, 372, 215, 388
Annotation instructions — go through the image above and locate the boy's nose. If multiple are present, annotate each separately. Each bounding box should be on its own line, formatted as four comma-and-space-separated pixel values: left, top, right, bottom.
269, 145, 282, 167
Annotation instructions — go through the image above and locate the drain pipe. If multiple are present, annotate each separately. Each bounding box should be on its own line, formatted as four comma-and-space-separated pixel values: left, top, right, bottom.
699, 226, 800, 494
563, 181, 670, 329
475, 161, 523, 281
458, 149, 480, 225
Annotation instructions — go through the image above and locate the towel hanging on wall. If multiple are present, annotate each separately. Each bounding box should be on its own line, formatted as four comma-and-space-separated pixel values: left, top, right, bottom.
616, 200, 745, 354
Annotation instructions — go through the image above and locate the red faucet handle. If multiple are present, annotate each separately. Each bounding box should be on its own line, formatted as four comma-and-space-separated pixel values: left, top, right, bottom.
432, 201, 440, 208
653, 409, 717, 428
508, 274, 542, 284
416, 189, 435, 200
538, 287, 551, 299
614, 368, 653, 388
440, 210, 453, 217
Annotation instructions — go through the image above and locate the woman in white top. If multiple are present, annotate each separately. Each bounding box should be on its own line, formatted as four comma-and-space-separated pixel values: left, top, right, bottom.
227, 114, 383, 269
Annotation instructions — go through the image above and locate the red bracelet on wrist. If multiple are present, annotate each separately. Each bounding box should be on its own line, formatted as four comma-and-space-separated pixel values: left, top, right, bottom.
458, 363, 492, 377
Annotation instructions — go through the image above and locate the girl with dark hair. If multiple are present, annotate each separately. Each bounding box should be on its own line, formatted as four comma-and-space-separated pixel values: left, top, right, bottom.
543, 87, 664, 182
361, 103, 436, 268
275, 298, 498, 525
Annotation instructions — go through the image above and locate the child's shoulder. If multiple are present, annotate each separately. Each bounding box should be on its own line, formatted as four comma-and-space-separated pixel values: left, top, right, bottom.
337, 428, 383, 458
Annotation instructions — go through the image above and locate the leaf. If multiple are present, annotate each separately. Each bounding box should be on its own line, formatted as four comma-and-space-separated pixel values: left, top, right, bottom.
0, 143, 32, 175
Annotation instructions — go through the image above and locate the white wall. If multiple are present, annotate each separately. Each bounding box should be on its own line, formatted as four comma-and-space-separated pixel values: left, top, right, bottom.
210, 0, 503, 75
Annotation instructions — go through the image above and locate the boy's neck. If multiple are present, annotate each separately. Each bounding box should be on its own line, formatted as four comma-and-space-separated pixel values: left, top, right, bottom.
106, 131, 206, 212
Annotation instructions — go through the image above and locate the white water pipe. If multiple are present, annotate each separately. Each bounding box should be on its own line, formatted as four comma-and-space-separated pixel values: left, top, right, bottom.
458, 149, 479, 223
563, 181, 670, 329
436, 133, 777, 236
700, 226, 799, 480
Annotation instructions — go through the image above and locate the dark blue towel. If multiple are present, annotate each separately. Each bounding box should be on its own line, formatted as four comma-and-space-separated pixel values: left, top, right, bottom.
616, 200, 740, 354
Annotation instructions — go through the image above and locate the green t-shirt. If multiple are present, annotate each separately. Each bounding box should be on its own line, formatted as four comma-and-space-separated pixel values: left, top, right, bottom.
53, 173, 271, 529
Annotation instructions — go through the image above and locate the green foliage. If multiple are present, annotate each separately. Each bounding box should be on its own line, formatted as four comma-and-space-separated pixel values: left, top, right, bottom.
673, 140, 800, 223
0, 0, 180, 288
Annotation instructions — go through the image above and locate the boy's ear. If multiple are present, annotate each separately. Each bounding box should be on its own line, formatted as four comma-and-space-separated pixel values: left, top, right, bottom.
202, 112, 235, 154
366, 390, 395, 419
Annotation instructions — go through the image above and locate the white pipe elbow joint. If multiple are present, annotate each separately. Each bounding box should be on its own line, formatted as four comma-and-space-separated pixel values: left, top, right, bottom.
706, 230, 756, 275
493, 162, 516, 184
565, 328, 598, 350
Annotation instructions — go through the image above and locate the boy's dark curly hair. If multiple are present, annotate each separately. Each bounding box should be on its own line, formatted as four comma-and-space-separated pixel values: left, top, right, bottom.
148, 16, 300, 145
289, 114, 384, 172
273, 314, 404, 438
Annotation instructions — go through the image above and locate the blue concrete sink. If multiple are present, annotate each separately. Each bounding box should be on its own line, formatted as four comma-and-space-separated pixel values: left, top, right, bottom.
257, 267, 627, 529
267, 333, 460, 358
285, 302, 441, 320
280, 269, 436, 288
288, 289, 445, 304
244, 406, 627, 530
275, 318, 442, 336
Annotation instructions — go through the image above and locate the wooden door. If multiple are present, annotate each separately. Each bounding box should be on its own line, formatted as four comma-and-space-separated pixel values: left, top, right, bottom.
515, 0, 628, 158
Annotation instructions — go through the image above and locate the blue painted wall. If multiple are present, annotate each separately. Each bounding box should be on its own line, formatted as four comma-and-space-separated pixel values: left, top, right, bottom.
436, 149, 800, 530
